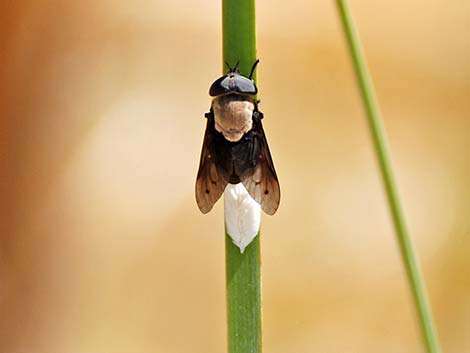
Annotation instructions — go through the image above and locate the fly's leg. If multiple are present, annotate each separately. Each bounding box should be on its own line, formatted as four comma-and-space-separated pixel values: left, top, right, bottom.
204, 108, 214, 119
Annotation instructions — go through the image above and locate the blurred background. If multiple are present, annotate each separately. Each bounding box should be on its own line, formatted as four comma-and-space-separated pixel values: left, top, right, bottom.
0, 0, 469, 352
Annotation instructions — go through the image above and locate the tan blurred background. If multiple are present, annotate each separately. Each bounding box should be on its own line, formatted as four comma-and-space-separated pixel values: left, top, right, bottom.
0, 1, 469, 352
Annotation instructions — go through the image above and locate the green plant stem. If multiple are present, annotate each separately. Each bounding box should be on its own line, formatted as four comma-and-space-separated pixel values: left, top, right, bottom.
335, 2, 442, 353
225, 234, 261, 353
223, 1, 262, 353
223, 0, 257, 78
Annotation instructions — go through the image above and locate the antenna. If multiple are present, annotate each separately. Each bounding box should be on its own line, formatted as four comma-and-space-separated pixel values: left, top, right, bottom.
225, 60, 240, 73
249, 59, 260, 79
234, 60, 240, 72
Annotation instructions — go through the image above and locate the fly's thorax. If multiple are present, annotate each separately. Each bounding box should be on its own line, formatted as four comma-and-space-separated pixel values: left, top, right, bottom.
212, 94, 255, 142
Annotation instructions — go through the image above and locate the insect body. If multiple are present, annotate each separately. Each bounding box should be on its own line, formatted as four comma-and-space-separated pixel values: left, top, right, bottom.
196, 61, 280, 215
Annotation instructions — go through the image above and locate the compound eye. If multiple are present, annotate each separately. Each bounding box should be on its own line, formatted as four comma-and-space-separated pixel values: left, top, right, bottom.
234, 76, 257, 95
208, 73, 258, 96
209, 75, 231, 96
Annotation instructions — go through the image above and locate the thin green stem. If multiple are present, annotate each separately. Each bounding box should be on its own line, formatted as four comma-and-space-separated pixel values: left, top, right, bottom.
223, 1, 261, 353
225, 234, 261, 353
335, 2, 442, 352
223, 0, 257, 79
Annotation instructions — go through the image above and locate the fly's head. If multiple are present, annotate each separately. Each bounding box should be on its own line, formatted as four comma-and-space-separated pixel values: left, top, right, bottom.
209, 60, 260, 97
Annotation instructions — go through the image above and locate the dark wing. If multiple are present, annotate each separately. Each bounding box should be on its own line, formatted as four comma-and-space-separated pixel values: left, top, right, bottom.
240, 111, 280, 215
195, 113, 230, 213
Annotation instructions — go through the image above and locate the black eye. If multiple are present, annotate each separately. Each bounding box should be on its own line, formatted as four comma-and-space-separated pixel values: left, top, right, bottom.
209, 73, 258, 97
233, 75, 257, 95
209, 75, 231, 96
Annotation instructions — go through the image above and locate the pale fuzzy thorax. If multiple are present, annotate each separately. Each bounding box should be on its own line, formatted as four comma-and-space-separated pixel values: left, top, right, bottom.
224, 183, 261, 253
212, 95, 254, 142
